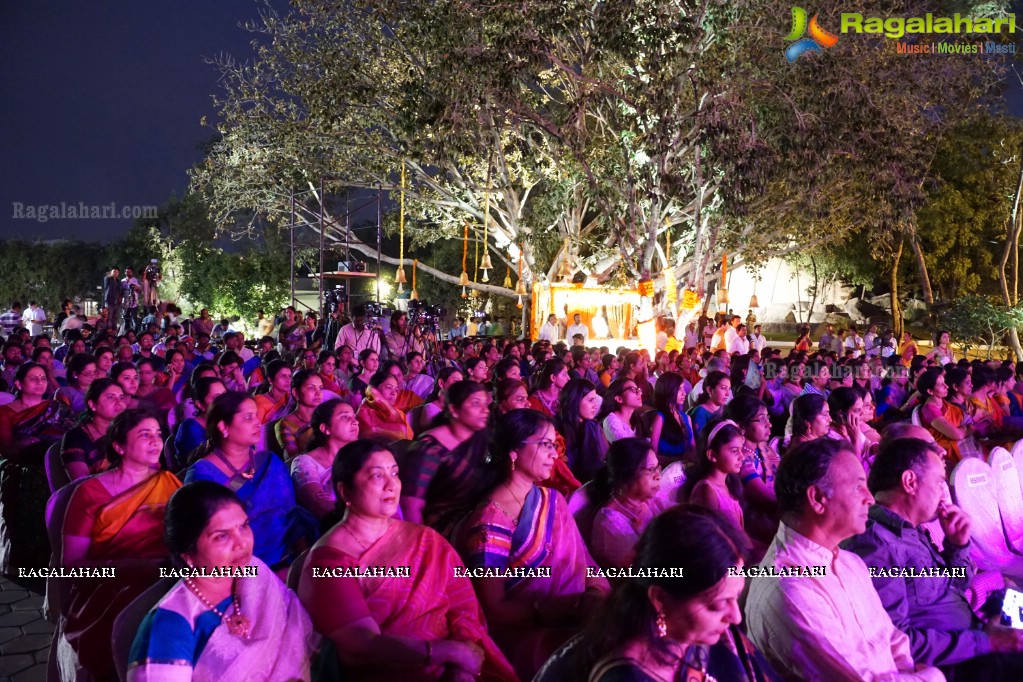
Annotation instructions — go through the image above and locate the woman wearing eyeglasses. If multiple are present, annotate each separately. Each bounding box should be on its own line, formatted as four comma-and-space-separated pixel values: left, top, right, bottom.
587, 437, 666, 570
455, 408, 610, 680
596, 378, 642, 444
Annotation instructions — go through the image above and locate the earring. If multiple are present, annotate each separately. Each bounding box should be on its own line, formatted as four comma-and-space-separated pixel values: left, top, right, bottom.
656, 611, 667, 638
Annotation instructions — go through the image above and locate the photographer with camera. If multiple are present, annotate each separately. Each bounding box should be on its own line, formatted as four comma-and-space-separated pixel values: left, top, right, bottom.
384, 310, 426, 360
333, 304, 381, 356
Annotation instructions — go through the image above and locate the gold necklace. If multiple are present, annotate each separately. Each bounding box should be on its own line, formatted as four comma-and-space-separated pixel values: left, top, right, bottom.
184, 577, 250, 639
341, 518, 389, 552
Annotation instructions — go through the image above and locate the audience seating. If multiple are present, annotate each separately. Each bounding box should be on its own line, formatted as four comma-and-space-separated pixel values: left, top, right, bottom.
950, 457, 1023, 577
44, 477, 93, 681
655, 460, 686, 506
287, 548, 311, 592
44, 442, 70, 494
110, 578, 176, 682
989, 447, 1023, 554
265, 419, 284, 456
566, 483, 595, 545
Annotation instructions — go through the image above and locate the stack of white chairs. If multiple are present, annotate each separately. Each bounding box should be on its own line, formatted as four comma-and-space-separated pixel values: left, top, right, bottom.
949, 456, 1023, 578
989, 446, 1023, 554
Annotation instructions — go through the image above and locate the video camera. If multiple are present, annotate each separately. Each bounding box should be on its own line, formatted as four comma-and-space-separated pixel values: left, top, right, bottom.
323, 284, 348, 315
407, 299, 445, 335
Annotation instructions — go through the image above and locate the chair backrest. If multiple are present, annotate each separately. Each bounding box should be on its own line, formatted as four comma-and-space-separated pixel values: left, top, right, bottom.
655, 460, 687, 506
266, 419, 284, 456
407, 404, 426, 437
989, 446, 1023, 553
111, 577, 177, 682
45, 441, 70, 494
910, 406, 922, 427
566, 483, 596, 544
163, 434, 179, 473
950, 457, 1023, 574
44, 477, 90, 622
1011, 439, 1023, 499
287, 548, 311, 592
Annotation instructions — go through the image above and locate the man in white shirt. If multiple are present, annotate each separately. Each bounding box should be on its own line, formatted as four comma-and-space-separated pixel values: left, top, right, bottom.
701, 317, 715, 348
566, 313, 589, 345
22, 301, 45, 337
723, 314, 741, 352
749, 324, 768, 353
334, 306, 381, 355
538, 314, 560, 342
684, 322, 699, 350
863, 324, 880, 358
845, 325, 865, 359
745, 438, 943, 682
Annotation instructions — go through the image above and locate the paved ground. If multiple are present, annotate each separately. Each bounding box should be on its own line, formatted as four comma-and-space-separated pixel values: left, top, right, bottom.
0, 575, 52, 682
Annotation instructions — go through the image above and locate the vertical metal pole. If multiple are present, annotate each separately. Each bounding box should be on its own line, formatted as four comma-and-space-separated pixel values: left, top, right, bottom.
318, 177, 325, 320
376, 185, 382, 305
345, 189, 351, 319
290, 189, 296, 306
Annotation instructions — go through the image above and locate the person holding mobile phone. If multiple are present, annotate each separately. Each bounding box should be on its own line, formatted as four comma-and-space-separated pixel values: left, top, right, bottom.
844, 437, 1023, 679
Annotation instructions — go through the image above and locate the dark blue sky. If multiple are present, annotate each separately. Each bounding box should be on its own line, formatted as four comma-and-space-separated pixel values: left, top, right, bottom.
0, 1, 289, 242
2, 4, 1020, 243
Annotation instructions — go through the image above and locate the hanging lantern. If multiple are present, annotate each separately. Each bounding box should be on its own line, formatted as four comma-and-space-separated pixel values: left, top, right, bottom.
410, 260, 419, 300
503, 266, 512, 289
459, 270, 470, 286
749, 294, 760, 309
480, 250, 494, 271
395, 266, 407, 294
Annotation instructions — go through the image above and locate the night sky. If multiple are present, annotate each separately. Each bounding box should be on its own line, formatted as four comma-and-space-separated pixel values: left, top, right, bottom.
2, 3, 1021, 244
1, 1, 290, 242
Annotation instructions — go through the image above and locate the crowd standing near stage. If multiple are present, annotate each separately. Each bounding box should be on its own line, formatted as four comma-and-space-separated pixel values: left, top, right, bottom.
3, 281, 1023, 681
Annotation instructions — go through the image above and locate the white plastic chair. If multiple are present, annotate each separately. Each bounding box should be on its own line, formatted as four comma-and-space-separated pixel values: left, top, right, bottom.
655, 460, 687, 506
989, 446, 1023, 554
950, 458, 1023, 577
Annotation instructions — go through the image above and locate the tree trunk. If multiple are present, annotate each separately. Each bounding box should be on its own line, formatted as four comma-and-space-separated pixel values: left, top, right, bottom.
807, 255, 819, 324
890, 234, 905, 340
999, 151, 1023, 360
907, 227, 934, 332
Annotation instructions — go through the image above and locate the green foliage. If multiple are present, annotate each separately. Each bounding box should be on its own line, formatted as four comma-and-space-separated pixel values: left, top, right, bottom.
939, 294, 1023, 358
917, 115, 1023, 298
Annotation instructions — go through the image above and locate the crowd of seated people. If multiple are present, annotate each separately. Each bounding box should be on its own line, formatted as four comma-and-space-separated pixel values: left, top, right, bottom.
6, 298, 1023, 680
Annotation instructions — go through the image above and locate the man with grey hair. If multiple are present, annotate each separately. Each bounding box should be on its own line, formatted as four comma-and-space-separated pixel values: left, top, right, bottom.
745, 438, 943, 681
844, 437, 1023, 678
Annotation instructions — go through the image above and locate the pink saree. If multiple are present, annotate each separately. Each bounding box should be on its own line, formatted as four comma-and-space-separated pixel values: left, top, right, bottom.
457, 486, 609, 679
299, 521, 517, 682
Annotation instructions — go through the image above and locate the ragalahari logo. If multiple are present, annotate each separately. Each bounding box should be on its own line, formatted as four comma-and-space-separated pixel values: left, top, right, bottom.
785, 7, 840, 62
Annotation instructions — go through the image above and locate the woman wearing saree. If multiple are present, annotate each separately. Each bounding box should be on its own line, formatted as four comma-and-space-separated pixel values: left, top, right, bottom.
917, 369, 976, 467
129, 481, 320, 681
356, 371, 412, 443
0, 362, 75, 572
399, 381, 491, 531
298, 440, 517, 682
61, 409, 182, 680
255, 359, 293, 424
456, 409, 610, 680
54, 352, 98, 415
184, 391, 318, 576
60, 378, 127, 481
